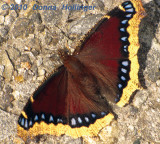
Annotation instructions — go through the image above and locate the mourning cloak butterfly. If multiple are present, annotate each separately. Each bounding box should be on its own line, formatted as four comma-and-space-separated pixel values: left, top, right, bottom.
17, 0, 146, 141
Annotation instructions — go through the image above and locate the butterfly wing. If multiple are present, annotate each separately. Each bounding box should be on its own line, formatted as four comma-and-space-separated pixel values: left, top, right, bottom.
17, 65, 114, 140
18, 66, 69, 139
75, 0, 146, 105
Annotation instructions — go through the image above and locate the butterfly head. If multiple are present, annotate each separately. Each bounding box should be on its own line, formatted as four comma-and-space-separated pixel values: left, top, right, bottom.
58, 48, 70, 61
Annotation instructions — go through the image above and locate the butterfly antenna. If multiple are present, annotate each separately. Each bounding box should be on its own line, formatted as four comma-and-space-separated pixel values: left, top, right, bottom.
44, 25, 71, 42
45, 25, 72, 55
54, 24, 72, 41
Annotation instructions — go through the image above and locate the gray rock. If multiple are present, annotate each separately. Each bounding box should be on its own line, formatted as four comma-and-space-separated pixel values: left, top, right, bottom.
0, 50, 14, 82
25, 37, 41, 56
37, 24, 45, 32
0, 109, 17, 141
4, 15, 15, 26
137, 107, 160, 143
45, 32, 53, 45
0, 76, 4, 90
4, 10, 17, 26
0, 65, 4, 76
69, 14, 103, 35
133, 90, 149, 108
0, 2, 9, 16
91, 0, 105, 11
36, 57, 43, 66
0, 0, 159, 144
10, 10, 18, 18
30, 12, 42, 24
133, 139, 141, 144
4, 84, 13, 94
20, 54, 31, 63
155, 0, 160, 6
42, 8, 62, 25
0, 36, 4, 46
0, 84, 14, 111
7, 47, 21, 63
39, 0, 62, 26
0, 26, 9, 38
12, 18, 35, 38
30, 63, 38, 77
0, 16, 4, 24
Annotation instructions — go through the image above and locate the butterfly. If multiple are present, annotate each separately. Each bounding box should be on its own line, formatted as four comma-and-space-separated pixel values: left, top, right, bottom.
17, 0, 146, 141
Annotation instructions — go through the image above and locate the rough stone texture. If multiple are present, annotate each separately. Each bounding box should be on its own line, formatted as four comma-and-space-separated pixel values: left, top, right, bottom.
11, 18, 35, 38
0, 2, 9, 16
0, 109, 17, 142
0, 50, 14, 82
0, 0, 159, 144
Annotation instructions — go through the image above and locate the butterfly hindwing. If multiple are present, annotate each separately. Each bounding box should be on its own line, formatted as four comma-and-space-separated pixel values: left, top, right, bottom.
18, 64, 114, 140
18, 66, 68, 127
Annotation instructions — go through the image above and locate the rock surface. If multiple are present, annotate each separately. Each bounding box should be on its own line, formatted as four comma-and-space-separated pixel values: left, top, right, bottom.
0, 0, 159, 144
